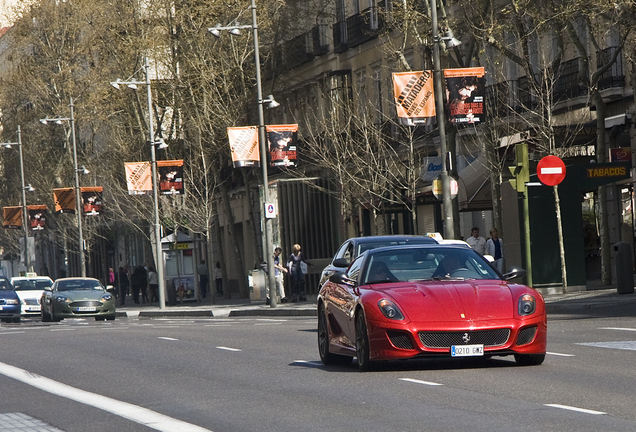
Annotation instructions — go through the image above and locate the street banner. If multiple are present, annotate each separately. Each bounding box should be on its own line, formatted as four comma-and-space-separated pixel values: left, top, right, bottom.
158, 160, 184, 195
444, 67, 485, 124
267, 124, 298, 167
3, 206, 22, 229
228, 126, 260, 168
28, 205, 48, 230
392, 71, 436, 125
125, 161, 152, 195
81, 187, 104, 215
53, 188, 76, 214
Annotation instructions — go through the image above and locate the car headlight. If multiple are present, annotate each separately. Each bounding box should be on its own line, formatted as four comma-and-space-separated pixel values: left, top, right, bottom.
5, 298, 19, 305
518, 294, 536, 315
101, 294, 113, 301
55, 296, 71, 303
378, 299, 404, 320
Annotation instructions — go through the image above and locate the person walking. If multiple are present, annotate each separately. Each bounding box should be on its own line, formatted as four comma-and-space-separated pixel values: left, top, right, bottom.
130, 266, 147, 304
148, 266, 159, 303
108, 267, 116, 298
486, 228, 505, 273
198, 260, 209, 299
118, 266, 129, 306
466, 227, 486, 255
268, 247, 288, 303
287, 244, 312, 302
214, 262, 223, 297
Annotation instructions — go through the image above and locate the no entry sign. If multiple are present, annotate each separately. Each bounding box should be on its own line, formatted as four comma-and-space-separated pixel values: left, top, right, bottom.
537, 155, 566, 186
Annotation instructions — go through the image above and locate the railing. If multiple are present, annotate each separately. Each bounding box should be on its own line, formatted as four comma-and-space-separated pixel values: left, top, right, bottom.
597, 47, 625, 90
553, 58, 585, 101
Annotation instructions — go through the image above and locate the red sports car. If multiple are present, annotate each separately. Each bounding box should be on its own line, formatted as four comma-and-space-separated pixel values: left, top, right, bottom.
317, 244, 546, 371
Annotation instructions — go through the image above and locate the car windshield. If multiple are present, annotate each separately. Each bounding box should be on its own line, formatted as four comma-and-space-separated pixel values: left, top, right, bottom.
56, 279, 103, 291
0, 279, 13, 291
357, 238, 433, 256
13, 279, 52, 291
361, 247, 500, 285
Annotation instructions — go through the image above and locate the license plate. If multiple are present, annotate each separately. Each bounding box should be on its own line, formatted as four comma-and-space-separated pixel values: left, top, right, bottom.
0, 306, 3, 310
451, 344, 484, 357
77, 306, 96, 312
26, 306, 40, 311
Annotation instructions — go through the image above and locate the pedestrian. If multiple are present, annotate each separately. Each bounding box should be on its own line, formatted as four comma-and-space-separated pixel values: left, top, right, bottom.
486, 228, 505, 273
118, 266, 129, 305
130, 266, 147, 304
267, 247, 288, 304
287, 244, 312, 302
214, 262, 223, 297
466, 227, 486, 255
108, 267, 117, 298
198, 259, 209, 299
148, 266, 159, 303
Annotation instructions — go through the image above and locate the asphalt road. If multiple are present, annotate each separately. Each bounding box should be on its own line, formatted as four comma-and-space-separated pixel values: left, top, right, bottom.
2, 307, 636, 432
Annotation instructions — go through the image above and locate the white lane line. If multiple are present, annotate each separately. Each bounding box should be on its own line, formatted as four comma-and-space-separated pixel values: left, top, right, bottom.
544, 404, 606, 415
254, 323, 283, 326
204, 324, 232, 327
0, 361, 212, 432
547, 352, 575, 357
216, 346, 241, 352
599, 327, 636, 332
399, 378, 444, 386
0, 331, 25, 335
578, 341, 636, 351
50, 328, 76, 332
158, 337, 178, 341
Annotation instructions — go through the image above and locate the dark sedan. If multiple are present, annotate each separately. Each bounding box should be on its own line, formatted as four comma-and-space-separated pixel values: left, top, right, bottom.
319, 235, 438, 287
317, 244, 546, 371
0, 277, 20, 323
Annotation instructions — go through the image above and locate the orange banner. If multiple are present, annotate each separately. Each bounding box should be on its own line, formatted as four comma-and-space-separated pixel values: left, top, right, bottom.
125, 161, 152, 195
392, 71, 436, 124
228, 126, 260, 168
53, 188, 76, 214
3, 206, 22, 229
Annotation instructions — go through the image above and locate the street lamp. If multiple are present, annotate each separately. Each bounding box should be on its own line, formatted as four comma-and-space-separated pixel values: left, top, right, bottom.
40, 98, 87, 276
1, 125, 34, 273
111, 57, 168, 310
430, 0, 456, 239
208, 0, 279, 307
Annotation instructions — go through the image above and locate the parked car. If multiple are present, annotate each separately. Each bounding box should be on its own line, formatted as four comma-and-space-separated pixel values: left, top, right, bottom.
41, 277, 116, 322
11, 276, 54, 315
319, 235, 438, 288
317, 244, 546, 371
0, 277, 21, 323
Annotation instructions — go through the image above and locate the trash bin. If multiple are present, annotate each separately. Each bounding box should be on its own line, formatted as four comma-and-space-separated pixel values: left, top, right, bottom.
614, 242, 634, 294
248, 269, 267, 301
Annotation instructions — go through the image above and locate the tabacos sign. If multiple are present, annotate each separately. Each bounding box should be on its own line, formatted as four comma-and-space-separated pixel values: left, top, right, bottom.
420, 157, 443, 182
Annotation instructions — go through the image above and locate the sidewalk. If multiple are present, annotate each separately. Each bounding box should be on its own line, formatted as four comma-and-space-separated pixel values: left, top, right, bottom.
114, 285, 636, 318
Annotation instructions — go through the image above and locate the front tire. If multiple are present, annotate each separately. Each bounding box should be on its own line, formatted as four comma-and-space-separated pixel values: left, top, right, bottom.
355, 310, 374, 371
317, 303, 352, 365
41, 307, 51, 322
514, 353, 545, 366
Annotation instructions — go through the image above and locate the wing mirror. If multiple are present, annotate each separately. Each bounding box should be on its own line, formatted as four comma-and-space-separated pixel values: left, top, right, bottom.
503, 267, 527, 281
332, 258, 349, 268
43, 286, 52, 292
329, 271, 355, 287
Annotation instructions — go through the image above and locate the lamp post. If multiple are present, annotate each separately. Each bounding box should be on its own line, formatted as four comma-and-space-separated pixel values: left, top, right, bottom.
208, 0, 279, 307
1, 125, 34, 273
111, 57, 167, 310
41, 98, 87, 276
430, 0, 456, 239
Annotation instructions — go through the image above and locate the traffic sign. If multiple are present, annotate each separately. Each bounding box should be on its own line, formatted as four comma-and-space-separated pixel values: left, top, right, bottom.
537, 155, 566, 186
432, 176, 458, 200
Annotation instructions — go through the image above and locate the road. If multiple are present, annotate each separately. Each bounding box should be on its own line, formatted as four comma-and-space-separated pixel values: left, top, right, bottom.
2, 306, 636, 432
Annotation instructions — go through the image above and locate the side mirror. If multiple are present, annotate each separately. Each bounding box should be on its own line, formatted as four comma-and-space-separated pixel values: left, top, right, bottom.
503, 266, 527, 281
329, 271, 355, 287
332, 258, 349, 268
43, 286, 52, 292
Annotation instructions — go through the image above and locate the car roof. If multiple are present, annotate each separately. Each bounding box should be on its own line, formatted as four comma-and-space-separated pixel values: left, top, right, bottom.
11, 276, 53, 281
362, 243, 474, 256
54, 277, 101, 282
347, 235, 438, 244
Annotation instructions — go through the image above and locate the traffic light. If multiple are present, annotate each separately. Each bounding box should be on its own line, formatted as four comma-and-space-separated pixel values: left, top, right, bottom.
509, 142, 529, 193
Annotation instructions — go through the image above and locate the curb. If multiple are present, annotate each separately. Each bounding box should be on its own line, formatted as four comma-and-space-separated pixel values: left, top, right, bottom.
228, 308, 316, 317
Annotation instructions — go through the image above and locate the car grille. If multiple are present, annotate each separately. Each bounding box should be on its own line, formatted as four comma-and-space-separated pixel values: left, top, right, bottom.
70, 301, 102, 307
418, 329, 511, 348
516, 326, 538, 346
387, 331, 414, 350
24, 299, 40, 305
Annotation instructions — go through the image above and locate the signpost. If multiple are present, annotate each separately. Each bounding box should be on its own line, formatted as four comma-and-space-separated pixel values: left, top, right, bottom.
537, 156, 566, 186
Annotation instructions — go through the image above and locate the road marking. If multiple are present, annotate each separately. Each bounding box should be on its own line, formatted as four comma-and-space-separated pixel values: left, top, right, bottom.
547, 352, 575, 357
0, 331, 25, 335
0, 361, 212, 432
399, 378, 444, 386
50, 328, 76, 332
254, 322, 282, 326
544, 404, 606, 415
599, 327, 636, 332
158, 337, 178, 341
216, 346, 241, 352
577, 341, 636, 351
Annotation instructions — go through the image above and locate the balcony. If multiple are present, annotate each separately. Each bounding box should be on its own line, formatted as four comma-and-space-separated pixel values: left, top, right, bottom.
597, 47, 625, 90
333, 6, 385, 53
